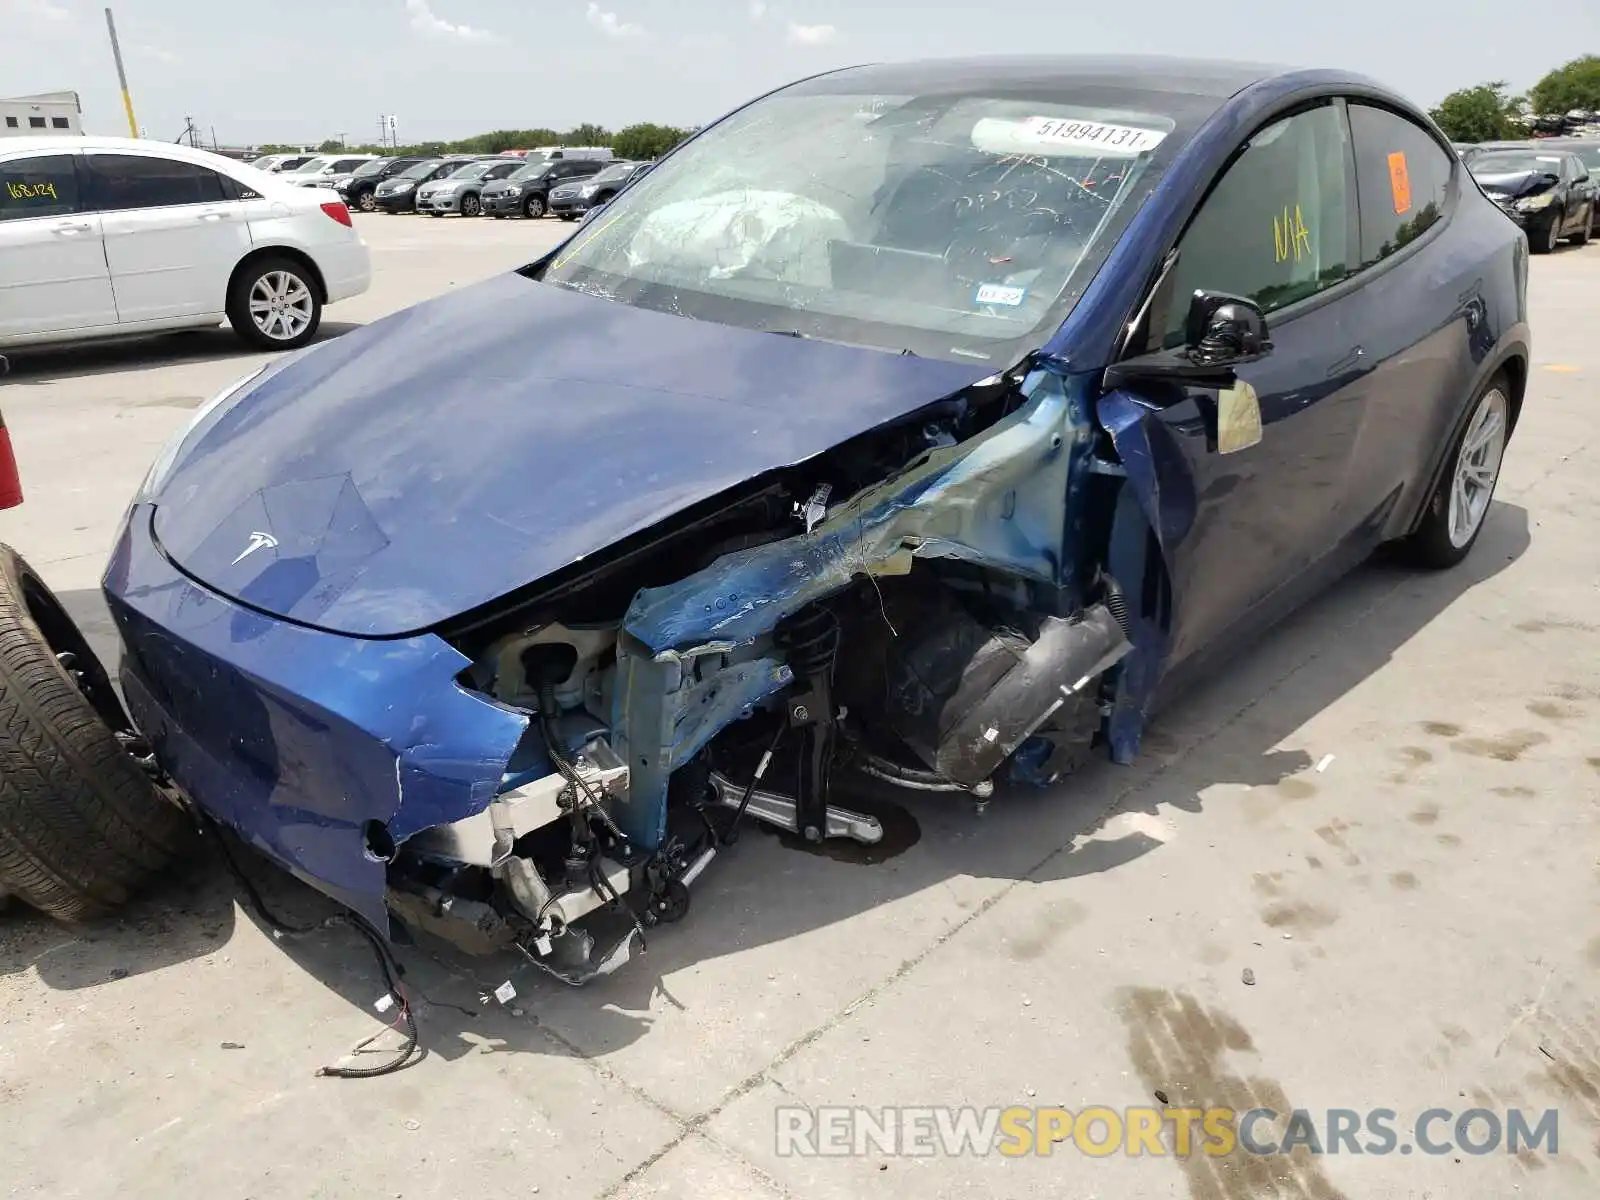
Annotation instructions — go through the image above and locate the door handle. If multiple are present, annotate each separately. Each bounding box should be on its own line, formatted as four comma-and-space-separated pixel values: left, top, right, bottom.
51, 221, 94, 235
195, 211, 228, 221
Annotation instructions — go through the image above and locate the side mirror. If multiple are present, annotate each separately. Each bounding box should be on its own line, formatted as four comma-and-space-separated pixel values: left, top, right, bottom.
1104, 290, 1273, 391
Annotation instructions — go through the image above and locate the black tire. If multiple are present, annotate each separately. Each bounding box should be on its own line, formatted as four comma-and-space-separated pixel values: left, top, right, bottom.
0, 546, 193, 921
1531, 212, 1562, 253
1397, 372, 1511, 569
559, 214, 578, 222
461, 193, 482, 217
226, 255, 323, 351
524, 194, 546, 219
356, 189, 377, 213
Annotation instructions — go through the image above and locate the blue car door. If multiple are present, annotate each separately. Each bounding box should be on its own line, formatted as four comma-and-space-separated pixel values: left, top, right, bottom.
1098, 100, 1370, 675
1333, 102, 1490, 546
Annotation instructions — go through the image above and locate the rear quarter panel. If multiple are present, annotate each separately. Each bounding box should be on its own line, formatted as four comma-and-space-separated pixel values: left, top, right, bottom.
1339, 188, 1528, 543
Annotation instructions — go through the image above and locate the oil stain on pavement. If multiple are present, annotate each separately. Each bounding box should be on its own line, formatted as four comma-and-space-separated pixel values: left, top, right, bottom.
1119, 987, 1347, 1199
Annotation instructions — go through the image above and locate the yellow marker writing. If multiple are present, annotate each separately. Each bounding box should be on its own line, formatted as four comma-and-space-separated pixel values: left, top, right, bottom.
5, 181, 58, 202
1273, 203, 1312, 264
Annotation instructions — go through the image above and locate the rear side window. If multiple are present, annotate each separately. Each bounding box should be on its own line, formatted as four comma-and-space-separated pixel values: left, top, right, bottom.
85, 154, 228, 211
1348, 104, 1454, 267
1162, 103, 1353, 346
0, 153, 81, 221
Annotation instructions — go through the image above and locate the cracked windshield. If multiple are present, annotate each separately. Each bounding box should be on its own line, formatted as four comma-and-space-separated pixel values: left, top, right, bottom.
541, 91, 1171, 361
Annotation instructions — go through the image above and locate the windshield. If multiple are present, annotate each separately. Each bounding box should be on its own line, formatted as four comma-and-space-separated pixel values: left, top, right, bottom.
400, 159, 444, 179
1472, 152, 1563, 176
352, 159, 390, 177
449, 161, 498, 180
591, 163, 636, 185
510, 162, 553, 182
539, 89, 1173, 363
288, 157, 331, 174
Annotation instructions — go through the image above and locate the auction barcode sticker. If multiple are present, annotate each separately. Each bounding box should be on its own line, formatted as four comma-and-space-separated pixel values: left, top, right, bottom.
1020, 117, 1167, 154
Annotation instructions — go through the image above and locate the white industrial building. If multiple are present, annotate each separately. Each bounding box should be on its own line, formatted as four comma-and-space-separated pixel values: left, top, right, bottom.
1, 91, 83, 137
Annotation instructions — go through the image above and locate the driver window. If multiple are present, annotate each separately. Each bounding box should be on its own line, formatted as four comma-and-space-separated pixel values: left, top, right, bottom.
1162, 104, 1352, 348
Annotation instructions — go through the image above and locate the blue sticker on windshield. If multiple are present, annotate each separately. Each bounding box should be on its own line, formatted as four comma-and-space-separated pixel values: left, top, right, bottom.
974, 283, 1027, 307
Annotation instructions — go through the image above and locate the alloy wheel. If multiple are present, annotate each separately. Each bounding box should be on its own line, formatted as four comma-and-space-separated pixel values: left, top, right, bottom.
1447, 387, 1508, 549
526, 195, 545, 219
357, 191, 376, 212
462, 194, 481, 217
248, 270, 315, 343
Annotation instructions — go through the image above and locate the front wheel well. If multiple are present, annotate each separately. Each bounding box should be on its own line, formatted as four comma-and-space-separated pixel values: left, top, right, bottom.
228, 246, 327, 305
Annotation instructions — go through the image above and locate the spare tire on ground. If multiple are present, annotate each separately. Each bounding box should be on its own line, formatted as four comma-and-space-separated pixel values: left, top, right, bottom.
0, 545, 194, 920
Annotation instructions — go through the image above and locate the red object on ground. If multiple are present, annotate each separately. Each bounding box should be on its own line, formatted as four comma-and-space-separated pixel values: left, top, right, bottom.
0, 420, 23, 510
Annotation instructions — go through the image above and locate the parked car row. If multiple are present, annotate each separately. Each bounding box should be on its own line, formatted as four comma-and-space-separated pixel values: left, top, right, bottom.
1461, 139, 1600, 252
333, 147, 650, 220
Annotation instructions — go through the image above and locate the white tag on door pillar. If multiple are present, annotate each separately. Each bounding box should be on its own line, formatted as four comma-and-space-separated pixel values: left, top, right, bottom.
1217, 380, 1262, 454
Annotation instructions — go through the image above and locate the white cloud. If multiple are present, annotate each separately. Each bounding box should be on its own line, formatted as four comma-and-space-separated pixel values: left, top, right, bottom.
133, 43, 180, 64
586, 2, 643, 37
786, 21, 836, 45
406, 0, 497, 43
0, 0, 73, 29
748, 1, 767, 19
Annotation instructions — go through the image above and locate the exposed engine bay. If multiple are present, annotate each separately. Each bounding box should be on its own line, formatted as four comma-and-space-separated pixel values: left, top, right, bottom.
383, 363, 1144, 984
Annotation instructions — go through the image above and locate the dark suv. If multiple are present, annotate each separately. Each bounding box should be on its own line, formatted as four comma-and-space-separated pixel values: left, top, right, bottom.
372, 156, 483, 213
548, 161, 652, 220
339, 156, 433, 212
481, 158, 606, 219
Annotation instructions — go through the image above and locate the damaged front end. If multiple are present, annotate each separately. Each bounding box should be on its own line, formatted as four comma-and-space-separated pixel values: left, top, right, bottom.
385, 360, 1146, 983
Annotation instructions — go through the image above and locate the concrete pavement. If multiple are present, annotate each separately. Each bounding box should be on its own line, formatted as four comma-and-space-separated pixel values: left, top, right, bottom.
1, 213, 1597, 1200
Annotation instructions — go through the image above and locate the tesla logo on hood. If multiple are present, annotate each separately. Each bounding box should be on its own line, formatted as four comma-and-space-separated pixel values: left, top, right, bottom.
231, 530, 279, 565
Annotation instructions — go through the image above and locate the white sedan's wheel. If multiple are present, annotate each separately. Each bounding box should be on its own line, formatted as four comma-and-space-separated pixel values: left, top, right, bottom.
227, 258, 323, 350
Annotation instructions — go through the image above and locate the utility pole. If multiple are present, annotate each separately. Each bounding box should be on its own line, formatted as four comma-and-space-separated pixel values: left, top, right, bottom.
104, 8, 139, 138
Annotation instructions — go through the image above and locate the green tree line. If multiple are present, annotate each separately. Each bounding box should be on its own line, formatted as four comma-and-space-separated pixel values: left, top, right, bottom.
1431, 56, 1600, 142
263, 122, 691, 162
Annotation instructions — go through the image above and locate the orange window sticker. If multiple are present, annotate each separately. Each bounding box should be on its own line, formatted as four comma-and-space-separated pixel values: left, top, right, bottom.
1387, 151, 1412, 215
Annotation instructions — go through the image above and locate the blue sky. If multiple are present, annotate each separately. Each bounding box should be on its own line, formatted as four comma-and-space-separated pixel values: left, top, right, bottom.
2, 0, 1592, 145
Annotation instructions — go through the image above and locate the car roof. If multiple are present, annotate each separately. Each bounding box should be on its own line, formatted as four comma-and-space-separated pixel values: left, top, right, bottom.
800, 54, 1290, 101
0, 135, 288, 175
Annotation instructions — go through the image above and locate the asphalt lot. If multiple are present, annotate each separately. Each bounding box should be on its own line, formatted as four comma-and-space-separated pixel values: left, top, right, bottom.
2, 213, 1599, 1200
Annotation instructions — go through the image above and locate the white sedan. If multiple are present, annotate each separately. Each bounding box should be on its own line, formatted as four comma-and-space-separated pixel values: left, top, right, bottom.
0, 137, 371, 351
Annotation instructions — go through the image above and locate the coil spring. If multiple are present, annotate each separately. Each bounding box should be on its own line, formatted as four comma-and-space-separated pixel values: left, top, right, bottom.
1101, 574, 1131, 637
777, 604, 840, 679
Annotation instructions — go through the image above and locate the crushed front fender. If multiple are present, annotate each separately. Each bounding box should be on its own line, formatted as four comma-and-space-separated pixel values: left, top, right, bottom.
103, 505, 528, 933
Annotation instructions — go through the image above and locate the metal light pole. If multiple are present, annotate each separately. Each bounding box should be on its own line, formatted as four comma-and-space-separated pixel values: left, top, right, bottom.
104, 8, 139, 138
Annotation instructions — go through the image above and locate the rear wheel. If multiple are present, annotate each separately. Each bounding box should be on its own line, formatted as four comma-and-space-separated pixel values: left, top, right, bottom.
1399, 374, 1510, 569
227, 256, 322, 350
524, 194, 546, 219
0, 546, 193, 921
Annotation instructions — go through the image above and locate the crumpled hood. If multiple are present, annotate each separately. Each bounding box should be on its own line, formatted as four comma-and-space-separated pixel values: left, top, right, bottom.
1473, 169, 1557, 199
150, 272, 989, 639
